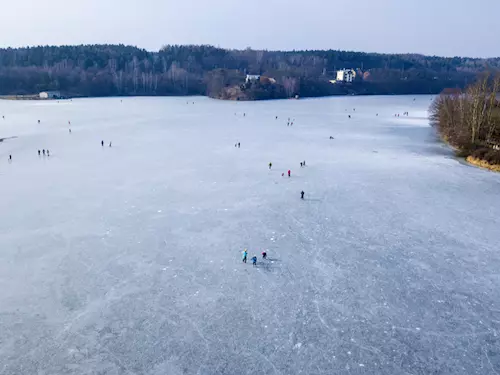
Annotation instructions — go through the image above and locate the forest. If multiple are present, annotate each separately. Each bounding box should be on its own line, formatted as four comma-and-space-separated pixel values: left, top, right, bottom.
430, 75, 500, 169
0, 44, 499, 99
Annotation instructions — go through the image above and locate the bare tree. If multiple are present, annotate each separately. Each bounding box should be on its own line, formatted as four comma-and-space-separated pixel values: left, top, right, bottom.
282, 77, 298, 98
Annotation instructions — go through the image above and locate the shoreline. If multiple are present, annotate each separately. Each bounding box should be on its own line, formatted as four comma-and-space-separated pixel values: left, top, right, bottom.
466, 156, 500, 172
0, 92, 434, 102
433, 133, 500, 174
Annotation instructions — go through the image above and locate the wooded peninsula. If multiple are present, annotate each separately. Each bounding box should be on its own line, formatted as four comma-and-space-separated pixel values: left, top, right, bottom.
431, 75, 500, 171
1, 44, 499, 100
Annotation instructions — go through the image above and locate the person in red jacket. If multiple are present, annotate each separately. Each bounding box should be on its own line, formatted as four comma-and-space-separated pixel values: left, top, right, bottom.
288, 170, 291, 177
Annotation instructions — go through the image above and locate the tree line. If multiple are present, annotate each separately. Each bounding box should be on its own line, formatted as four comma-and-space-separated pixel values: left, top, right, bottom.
430, 75, 500, 166
0, 44, 499, 99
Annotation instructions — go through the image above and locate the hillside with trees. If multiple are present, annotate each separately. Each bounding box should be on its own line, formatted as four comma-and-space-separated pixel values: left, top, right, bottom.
1, 44, 499, 99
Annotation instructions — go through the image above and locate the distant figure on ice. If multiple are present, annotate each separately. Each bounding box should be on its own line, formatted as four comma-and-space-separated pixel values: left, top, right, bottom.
251, 256, 257, 266
8, 154, 12, 162
300, 162, 303, 167
276, 116, 278, 119
287, 122, 289, 126
301, 191, 305, 199
348, 115, 351, 119
38, 120, 40, 124
242, 249, 248, 263
109, 142, 112, 147
47, 150, 50, 157
68, 121, 71, 125
38, 150, 41, 156
2, 115, 4, 119
238, 142, 240, 148
288, 170, 291, 177
376, 113, 378, 116
243, 113, 246, 117
329, 136, 334, 139
282, 172, 284, 177
262, 251, 267, 259
303, 160, 306, 166
42, 149, 46, 156
101, 140, 104, 147
269, 162, 272, 170
69, 129, 71, 134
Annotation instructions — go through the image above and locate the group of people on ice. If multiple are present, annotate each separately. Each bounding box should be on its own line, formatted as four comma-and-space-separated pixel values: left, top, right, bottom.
242, 249, 267, 267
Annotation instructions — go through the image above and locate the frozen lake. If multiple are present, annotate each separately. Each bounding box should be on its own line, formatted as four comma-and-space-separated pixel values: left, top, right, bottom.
1, 96, 500, 375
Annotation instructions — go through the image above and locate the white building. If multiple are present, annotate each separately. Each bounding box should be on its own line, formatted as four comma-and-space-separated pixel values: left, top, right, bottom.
336, 69, 356, 83
39, 91, 61, 99
245, 74, 261, 83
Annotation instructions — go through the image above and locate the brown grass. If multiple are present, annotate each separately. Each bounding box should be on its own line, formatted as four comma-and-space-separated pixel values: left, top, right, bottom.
466, 156, 500, 172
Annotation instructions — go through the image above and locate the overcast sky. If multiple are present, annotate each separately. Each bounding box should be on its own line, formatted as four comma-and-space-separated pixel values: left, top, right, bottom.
0, 0, 498, 57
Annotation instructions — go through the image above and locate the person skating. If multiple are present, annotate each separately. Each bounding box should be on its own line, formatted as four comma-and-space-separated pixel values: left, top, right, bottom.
262, 251, 267, 259
269, 162, 272, 170
288, 170, 291, 177
47, 150, 50, 157
109, 142, 112, 147
38, 150, 41, 156
301, 191, 305, 199
8, 154, 12, 162
69, 129, 71, 134
303, 160, 306, 166
238, 142, 240, 148
251, 256, 257, 266
42, 149, 46, 156
101, 140, 104, 147
300, 162, 303, 167
242, 249, 248, 263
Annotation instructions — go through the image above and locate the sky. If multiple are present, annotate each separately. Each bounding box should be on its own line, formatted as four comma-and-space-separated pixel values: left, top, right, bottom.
0, 0, 498, 57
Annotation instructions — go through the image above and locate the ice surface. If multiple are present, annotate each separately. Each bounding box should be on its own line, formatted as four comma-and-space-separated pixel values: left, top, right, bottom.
1, 96, 500, 374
